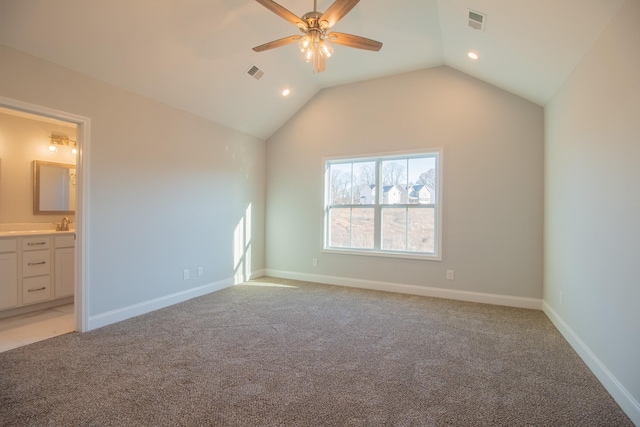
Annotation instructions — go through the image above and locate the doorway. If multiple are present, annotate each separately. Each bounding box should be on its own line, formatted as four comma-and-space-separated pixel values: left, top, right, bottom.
0, 96, 90, 349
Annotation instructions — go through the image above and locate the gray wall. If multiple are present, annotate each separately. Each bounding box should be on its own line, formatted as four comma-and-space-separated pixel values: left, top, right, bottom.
0, 45, 266, 318
266, 66, 544, 300
544, 0, 640, 421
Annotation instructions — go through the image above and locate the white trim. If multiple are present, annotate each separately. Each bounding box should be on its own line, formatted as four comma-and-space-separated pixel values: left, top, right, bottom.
250, 269, 266, 279
322, 247, 441, 261
321, 147, 445, 163
0, 96, 91, 333
322, 149, 443, 261
88, 278, 234, 330
543, 302, 640, 425
264, 269, 542, 310
75, 118, 90, 332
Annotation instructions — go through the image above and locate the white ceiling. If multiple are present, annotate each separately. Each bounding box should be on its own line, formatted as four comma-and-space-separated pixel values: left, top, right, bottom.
0, 0, 625, 139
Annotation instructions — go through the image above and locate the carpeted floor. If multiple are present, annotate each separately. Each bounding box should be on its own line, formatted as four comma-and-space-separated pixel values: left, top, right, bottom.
0, 277, 633, 426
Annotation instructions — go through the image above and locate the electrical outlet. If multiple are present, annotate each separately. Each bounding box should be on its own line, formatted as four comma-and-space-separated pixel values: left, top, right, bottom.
183, 269, 189, 280
446, 270, 454, 280
197, 267, 203, 277
312, 258, 318, 267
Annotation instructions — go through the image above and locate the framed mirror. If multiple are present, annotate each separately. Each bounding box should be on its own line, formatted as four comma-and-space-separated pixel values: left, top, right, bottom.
33, 160, 76, 214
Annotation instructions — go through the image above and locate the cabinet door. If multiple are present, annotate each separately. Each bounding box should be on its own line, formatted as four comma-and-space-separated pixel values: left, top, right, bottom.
55, 247, 75, 298
0, 252, 19, 310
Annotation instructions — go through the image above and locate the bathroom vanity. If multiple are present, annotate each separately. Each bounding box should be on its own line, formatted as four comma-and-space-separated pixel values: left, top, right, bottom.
0, 228, 74, 317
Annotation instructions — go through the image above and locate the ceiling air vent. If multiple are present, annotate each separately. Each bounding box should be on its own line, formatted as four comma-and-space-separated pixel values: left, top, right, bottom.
246, 65, 264, 80
468, 10, 486, 31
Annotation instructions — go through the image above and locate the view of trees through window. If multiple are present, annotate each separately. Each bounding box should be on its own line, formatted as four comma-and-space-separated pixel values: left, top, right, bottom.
325, 153, 439, 256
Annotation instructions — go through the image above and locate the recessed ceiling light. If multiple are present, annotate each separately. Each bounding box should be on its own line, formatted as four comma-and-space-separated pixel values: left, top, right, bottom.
281, 88, 291, 97
468, 52, 479, 60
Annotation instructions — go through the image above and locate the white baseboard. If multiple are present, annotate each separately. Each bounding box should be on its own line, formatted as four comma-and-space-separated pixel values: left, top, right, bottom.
250, 269, 266, 280
263, 269, 542, 310
543, 302, 640, 426
88, 277, 234, 330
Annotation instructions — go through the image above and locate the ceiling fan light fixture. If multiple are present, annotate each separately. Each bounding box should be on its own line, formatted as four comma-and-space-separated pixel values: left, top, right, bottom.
253, 0, 383, 73
300, 31, 331, 67
320, 39, 334, 58
298, 35, 311, 52
305, 49, 314, 62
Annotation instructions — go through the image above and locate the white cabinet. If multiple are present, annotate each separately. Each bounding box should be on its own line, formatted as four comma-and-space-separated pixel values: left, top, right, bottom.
0, 233, 74, 314
0, 238, 18, 310
54, 235, 75, 298
22, 236, 50, 251
23, 275, 51, 304
21, 236, 51, 306
23, 250, 51, 277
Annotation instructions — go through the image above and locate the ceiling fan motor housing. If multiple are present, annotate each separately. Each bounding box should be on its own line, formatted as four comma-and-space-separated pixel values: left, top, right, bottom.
301, 11, 324, 32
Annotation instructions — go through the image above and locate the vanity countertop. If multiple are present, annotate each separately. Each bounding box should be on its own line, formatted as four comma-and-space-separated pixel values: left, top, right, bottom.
0, 222, 75, 238
0, 230, 75, 238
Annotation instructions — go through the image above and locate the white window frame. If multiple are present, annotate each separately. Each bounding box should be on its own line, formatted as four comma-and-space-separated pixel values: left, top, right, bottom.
323, 149, 442, 261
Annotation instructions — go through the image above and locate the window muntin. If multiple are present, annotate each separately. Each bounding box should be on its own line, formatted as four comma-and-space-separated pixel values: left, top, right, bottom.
324, 152, 440, 259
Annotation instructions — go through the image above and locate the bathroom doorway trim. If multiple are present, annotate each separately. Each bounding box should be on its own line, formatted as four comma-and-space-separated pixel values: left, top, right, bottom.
0, 96, 90, 332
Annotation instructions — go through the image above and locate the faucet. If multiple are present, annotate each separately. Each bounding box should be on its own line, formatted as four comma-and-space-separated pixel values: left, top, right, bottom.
57, 217, 70, 232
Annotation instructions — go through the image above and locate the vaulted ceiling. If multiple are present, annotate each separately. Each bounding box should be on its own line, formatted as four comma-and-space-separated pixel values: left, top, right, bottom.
0, 0, 625, 139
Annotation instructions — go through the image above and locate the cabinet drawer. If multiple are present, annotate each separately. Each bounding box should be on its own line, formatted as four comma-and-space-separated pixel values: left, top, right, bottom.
22, 250, 51, 277
22, 237, 50, 251
0, 239, 17, 253
23, 276, 51, 305
54, 235, 75, 249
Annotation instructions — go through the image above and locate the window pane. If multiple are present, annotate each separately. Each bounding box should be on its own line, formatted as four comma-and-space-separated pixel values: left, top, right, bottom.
325, 152, 440, 258
382, 207, 407, 251
382, 159, 408, 204
353, 162, 376, 205
407, 208, 435, 253
329, 163, 352, 204
409, 157, 437, 204
381, 184, 408, 205
382, 159, 408, 187
329, 208, 351, 247
351, 208, 374, 249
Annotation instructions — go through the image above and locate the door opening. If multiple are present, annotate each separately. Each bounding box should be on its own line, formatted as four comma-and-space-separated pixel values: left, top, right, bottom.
0, 96, 90, 335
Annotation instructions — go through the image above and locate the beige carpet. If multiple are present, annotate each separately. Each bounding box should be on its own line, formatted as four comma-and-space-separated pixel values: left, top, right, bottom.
0, 277, 632, 426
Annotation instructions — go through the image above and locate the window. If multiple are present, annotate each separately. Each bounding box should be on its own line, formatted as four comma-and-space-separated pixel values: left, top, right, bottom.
324, 151, 441, 260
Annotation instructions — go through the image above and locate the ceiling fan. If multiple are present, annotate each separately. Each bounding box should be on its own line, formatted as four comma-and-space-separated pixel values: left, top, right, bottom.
252, 0, 383, 73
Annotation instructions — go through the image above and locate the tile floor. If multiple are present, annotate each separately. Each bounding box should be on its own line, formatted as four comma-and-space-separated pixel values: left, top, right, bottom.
0, 304, 75, 353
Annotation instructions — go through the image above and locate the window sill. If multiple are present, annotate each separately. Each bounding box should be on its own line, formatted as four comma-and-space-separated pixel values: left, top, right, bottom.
322, 247, 442, 261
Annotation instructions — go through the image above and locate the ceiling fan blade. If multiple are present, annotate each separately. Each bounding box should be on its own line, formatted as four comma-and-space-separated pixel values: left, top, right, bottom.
253, 35, 302, 52
328, 32, 382, 51
255, 0, 308, 30
319, 0, 360, 29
